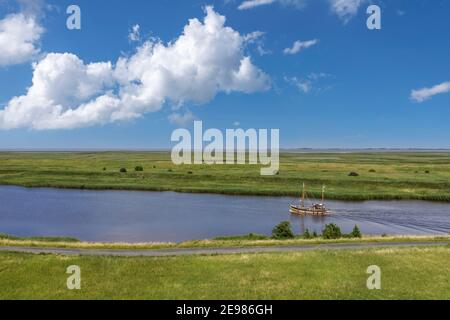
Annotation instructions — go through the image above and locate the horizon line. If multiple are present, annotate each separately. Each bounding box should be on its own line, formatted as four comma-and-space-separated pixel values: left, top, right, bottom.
1, 148, 450, 153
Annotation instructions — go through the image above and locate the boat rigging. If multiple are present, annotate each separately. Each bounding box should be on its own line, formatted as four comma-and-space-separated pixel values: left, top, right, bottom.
289, 183, 328, 216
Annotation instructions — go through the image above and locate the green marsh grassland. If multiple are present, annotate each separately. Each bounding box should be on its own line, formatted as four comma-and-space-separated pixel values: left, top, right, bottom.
0, 246, 449, 299
0, 151, 449, 201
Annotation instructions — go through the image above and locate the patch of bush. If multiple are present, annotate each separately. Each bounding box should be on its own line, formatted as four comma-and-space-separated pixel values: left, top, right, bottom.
349, 225, 362, 238
272, 221, 295, 240
119, 168, 127, 173
322, 223, 342, 239
348, 172, 359, 177
187, 171, 193, 175
425, 170, 430, 174
103, 167, 106, 171
168, 169, 173, 172
303, 229, 312, 239
369, 169, 376, 173
135, 166, 144, 172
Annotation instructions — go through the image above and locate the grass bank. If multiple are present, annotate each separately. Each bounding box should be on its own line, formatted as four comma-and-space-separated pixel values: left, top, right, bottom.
1, 246, 449, 299
0, 233, 80, 243
0, 234, 448, 250
0, 152, 450, 201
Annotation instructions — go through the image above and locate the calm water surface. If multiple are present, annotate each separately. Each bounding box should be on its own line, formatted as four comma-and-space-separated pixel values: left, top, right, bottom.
0, 186, 449, 242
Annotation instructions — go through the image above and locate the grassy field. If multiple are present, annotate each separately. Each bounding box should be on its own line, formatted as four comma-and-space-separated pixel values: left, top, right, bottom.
0, 151, 449, 201
0, 246, 449, 299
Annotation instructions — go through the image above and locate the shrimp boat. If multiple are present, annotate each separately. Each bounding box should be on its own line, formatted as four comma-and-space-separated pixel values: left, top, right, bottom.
290, 183, 328, 216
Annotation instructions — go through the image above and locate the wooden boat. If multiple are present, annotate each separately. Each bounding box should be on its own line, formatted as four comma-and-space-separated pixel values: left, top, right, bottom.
290, 183, 328, 216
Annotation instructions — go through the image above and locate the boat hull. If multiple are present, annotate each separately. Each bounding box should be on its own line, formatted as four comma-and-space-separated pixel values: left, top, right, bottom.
290, 205, 328, 216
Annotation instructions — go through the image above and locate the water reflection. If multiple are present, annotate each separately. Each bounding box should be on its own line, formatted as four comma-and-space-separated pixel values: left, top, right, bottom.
0, 186, 449, 242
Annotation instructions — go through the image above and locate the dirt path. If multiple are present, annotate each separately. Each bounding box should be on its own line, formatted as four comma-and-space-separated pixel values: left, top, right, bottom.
0, 241, 448, 257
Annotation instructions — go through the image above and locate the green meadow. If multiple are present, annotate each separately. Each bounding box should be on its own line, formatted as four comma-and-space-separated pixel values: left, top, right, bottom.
0, 246, 449, 300
0, 151, 449, 201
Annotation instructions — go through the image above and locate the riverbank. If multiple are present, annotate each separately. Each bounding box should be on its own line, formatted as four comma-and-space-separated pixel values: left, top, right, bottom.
1, 152, 449, 201
1, 234, 448, 250
1, 246, 449, 299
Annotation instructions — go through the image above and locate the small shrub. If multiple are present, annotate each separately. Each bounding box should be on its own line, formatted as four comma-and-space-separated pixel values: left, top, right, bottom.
103, 167, 106, 171
303, 229, 312, 239
312, 231, 318, 238
348, 172, 359, 177
272, 221, 295, 240
119, 168, 127, 173
322, 223, 342, 239
369, 169, 376, 173
168, 169, 173, 172
425, 170, 430, 174
350, 225, 362, 238
187, 171, 193, 175
135, 165, 144, 172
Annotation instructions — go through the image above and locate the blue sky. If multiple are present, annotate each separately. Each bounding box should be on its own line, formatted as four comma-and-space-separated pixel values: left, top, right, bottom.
0, 0, 449, 149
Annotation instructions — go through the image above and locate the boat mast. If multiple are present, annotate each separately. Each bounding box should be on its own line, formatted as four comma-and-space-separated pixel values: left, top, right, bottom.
301, 183, 305, 208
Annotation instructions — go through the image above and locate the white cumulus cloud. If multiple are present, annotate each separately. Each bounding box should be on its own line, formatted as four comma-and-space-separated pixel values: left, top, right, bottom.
0, 53, 116, 129
284, 39, 319, 55
0, 13, 44, 66
0, 6, 270, 130
238, 0, 276, 10
238, 0, 307, 10
237, 0, 364, 21
285, 76, 312, 93
128, 24, 140, 42
329, 0, 367, 23
168, 111, 197, 126
285, 73, 332, 93
410, 82, 450, 103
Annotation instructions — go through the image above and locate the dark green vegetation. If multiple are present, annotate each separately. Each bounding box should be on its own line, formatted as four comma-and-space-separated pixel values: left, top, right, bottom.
0, 152, 449, 201
1, 247, 449, 299
322, 223, 343, 240
269, 222, 358, 240
272, 221, 295, 239
351, 225, 362, 238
